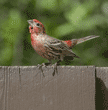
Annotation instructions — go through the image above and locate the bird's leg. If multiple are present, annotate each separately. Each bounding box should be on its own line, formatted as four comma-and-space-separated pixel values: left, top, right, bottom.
37, 60, 52, 77
52, 60, 61, 76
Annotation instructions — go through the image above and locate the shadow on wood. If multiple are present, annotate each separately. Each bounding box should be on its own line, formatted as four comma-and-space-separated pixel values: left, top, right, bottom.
96, 67, 108, 110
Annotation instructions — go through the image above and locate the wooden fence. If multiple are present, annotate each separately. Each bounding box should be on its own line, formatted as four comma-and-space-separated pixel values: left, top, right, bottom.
0, 66, 108, 110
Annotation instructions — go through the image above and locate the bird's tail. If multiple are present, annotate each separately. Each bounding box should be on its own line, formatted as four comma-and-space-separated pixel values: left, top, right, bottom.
76, 35, 99, 44
69, 35, 99, 48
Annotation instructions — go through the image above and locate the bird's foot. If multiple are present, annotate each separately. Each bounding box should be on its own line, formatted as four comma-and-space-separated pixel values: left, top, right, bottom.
52, 62, 58, 76
52, 60, 61, 76
37, 63, 45, 77
37, 63, 51, 77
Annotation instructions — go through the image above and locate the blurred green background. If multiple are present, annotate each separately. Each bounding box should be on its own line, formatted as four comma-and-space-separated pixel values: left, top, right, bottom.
0, 0, 108, 66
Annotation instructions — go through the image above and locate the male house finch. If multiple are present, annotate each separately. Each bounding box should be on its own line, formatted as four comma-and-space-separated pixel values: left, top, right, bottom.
27, 19, 99, 76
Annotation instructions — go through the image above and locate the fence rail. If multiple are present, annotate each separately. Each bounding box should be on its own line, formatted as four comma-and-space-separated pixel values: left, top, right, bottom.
0, 66, 107, 110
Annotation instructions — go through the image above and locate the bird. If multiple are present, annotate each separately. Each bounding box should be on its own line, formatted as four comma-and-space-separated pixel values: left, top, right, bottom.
27, 19, 99, 76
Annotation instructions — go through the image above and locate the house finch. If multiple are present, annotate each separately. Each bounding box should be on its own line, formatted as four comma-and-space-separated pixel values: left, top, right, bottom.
27, 19, 99, 76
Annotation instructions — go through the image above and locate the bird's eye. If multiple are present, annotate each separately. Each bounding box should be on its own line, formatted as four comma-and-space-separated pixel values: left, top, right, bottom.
36, 23, 40, 26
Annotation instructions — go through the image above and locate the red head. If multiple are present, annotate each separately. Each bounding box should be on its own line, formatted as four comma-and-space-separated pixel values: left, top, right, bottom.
27, 19, 46, 34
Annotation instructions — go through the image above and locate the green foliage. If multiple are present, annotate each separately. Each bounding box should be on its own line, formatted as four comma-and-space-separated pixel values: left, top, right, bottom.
0, 0, 108, 66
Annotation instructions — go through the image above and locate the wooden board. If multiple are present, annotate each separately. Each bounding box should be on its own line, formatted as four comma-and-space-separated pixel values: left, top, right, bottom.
0, 66, 95, 110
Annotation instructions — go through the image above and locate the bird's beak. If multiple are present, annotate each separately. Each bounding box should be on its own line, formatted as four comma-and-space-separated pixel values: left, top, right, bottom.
27, 20, 33, 26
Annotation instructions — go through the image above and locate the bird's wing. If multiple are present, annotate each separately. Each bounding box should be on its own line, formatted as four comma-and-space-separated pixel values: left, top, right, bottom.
44, 39, 79, 58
